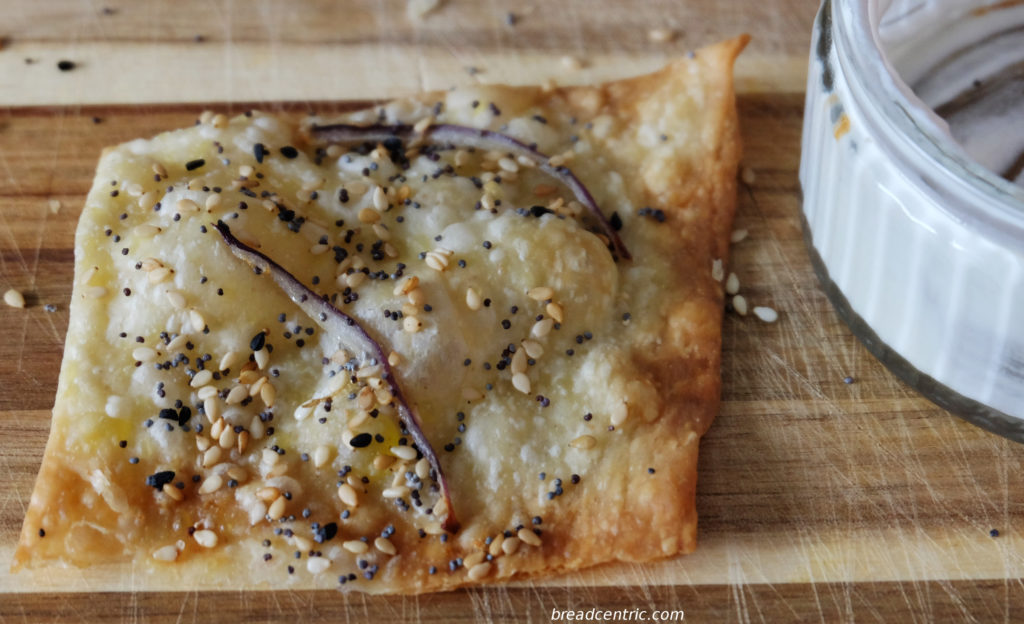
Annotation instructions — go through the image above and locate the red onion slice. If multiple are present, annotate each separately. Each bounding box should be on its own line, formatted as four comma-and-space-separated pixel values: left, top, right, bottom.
311, 122, 631, 260
213, 220, 459, 533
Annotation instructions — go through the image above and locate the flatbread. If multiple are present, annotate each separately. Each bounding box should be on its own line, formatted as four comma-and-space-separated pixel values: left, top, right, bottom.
13, 36, 747, 593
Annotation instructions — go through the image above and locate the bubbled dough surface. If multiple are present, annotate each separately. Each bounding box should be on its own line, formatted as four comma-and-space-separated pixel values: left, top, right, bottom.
14, 36, 747, 593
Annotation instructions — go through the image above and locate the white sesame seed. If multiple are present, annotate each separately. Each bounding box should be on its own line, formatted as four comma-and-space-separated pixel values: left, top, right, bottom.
725, 272, 740, 295
462, 387, 484, 402
530, 318, 554, 338
497, 157, 519, 173
569, 434, 597, 449
267, 495, 286, 520
753, 306, 779, 323
407, 287, 426, 306
211, 113, 228, 129
521, 340, 544, 359
346, 272, 367, 289
545, 302, 564, 323
391, 445, 417, 461
424, 252, 447, 272
403, 316, 423, 333
415, 457, 430, 480
84, 286, 107, 299
741, 166, 757, 185
218, 350, 240, 371
218, 426, 237, 450
81, 265, 99, 284
225, 384, 248, 405
306, 557, 331, 574
730, 228, 749, 243
711, 258, 725, 282
198, 474, 223, 494
337, 483, 358, 507
517, 528, 542, 547
131, 346, 158, 362
202, 445, 223, 468
239, 418, 259, 444
313, 445, 331, 468
527, 286, 553, 301
358, 207, 381, 224
260, 382, 276, 407
254, 347, 269, 370
162, 483, 183, 501
468, 561, 492, 581
165, 289, 187, 310
133, 224, 162, 238
210, 418, 225, 440
372, 186, 389, 211
188, 309, 206, 332
148, 267, 173, 285
139, 191, 159, 211
511, 372, 531, 394
226, 465, 247, 482
203, 396, 222, 421
190, 369, 213, 388
152, 545, 179, 562
488, 537, 504, 557
342, 540, 368, 554
463, 551, 486, 568
511, 349, 528, 375
372, 223, 391, 241
193, 529, 218, 548
501, 536, 521, 555
257, 486, 281, 501
382, 486, 411, 499
166, 333, 190, 352
374, 537, 397, 555
176, 198, 200, 213
466, 287, 482, 311
648, 27, 675, 43
610, 402, 629, 426
732, 294, 749, 316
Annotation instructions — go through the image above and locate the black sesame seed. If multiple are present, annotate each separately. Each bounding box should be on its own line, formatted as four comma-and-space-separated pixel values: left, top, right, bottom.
57, 60, 76, 71
185, 158, 206, 171
349, 432, 373, 448
145, 470, 175, 489
250, 331, 266, 351
253, 143, 266, 163
280, 146, 299, 159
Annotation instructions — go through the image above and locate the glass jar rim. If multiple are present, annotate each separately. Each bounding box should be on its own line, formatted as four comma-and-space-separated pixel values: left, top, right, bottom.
831, 0, 1024, 242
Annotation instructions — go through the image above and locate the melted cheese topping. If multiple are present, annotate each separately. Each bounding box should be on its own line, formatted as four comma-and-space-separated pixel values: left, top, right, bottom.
37, 85, 696, 585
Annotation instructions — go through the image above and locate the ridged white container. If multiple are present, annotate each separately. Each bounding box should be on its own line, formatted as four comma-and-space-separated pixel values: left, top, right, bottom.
800, 0, 1024, 439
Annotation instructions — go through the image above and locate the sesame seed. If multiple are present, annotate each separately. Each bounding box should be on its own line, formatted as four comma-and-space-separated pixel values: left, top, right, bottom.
569, 435, 597, 449
711, 258, 725, 282
152, 545, 179, 562
725, 272, 740, 295
517, 528, 542, 547
732, 294, 749, 316
193, 529, 218, 548
185, 159, 206, 171
6, 288, 29, 308
753, 306, 779, 323
731, 228, 749, 243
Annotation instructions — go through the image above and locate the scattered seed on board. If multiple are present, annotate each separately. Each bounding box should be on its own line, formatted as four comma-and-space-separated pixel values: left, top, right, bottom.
648, 28, 675, 43
732, 294, 749, 316
4, 288, 26, 308
741, 166, 757, 185
725, 272, 740, 295
753, 306, 778, 323
730, 229, 748, 244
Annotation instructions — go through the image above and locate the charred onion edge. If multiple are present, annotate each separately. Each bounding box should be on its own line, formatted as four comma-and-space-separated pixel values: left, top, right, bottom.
310, 122, 632, 260
213, 220, 460, 533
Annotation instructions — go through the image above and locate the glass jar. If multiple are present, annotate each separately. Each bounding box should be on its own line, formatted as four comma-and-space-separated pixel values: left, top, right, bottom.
800, 0, 1024, 439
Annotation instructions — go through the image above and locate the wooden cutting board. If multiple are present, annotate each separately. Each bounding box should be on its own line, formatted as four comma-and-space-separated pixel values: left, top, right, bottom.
2, 0, 1024, 621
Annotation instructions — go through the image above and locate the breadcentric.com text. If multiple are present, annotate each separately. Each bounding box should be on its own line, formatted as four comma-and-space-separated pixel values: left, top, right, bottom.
551, 608, 685, 621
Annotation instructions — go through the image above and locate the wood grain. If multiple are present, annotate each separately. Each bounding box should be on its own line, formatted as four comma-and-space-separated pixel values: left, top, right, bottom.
0, 0, 812, 105
2, 97, 1024, 620
3, 0, 1024, 619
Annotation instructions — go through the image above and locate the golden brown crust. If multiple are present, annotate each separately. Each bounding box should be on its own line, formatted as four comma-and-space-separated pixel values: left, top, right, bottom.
14, 36, 747, 593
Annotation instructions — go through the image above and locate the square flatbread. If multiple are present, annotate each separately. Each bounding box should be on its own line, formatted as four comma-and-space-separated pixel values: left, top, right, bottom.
13, 36, 746, 593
